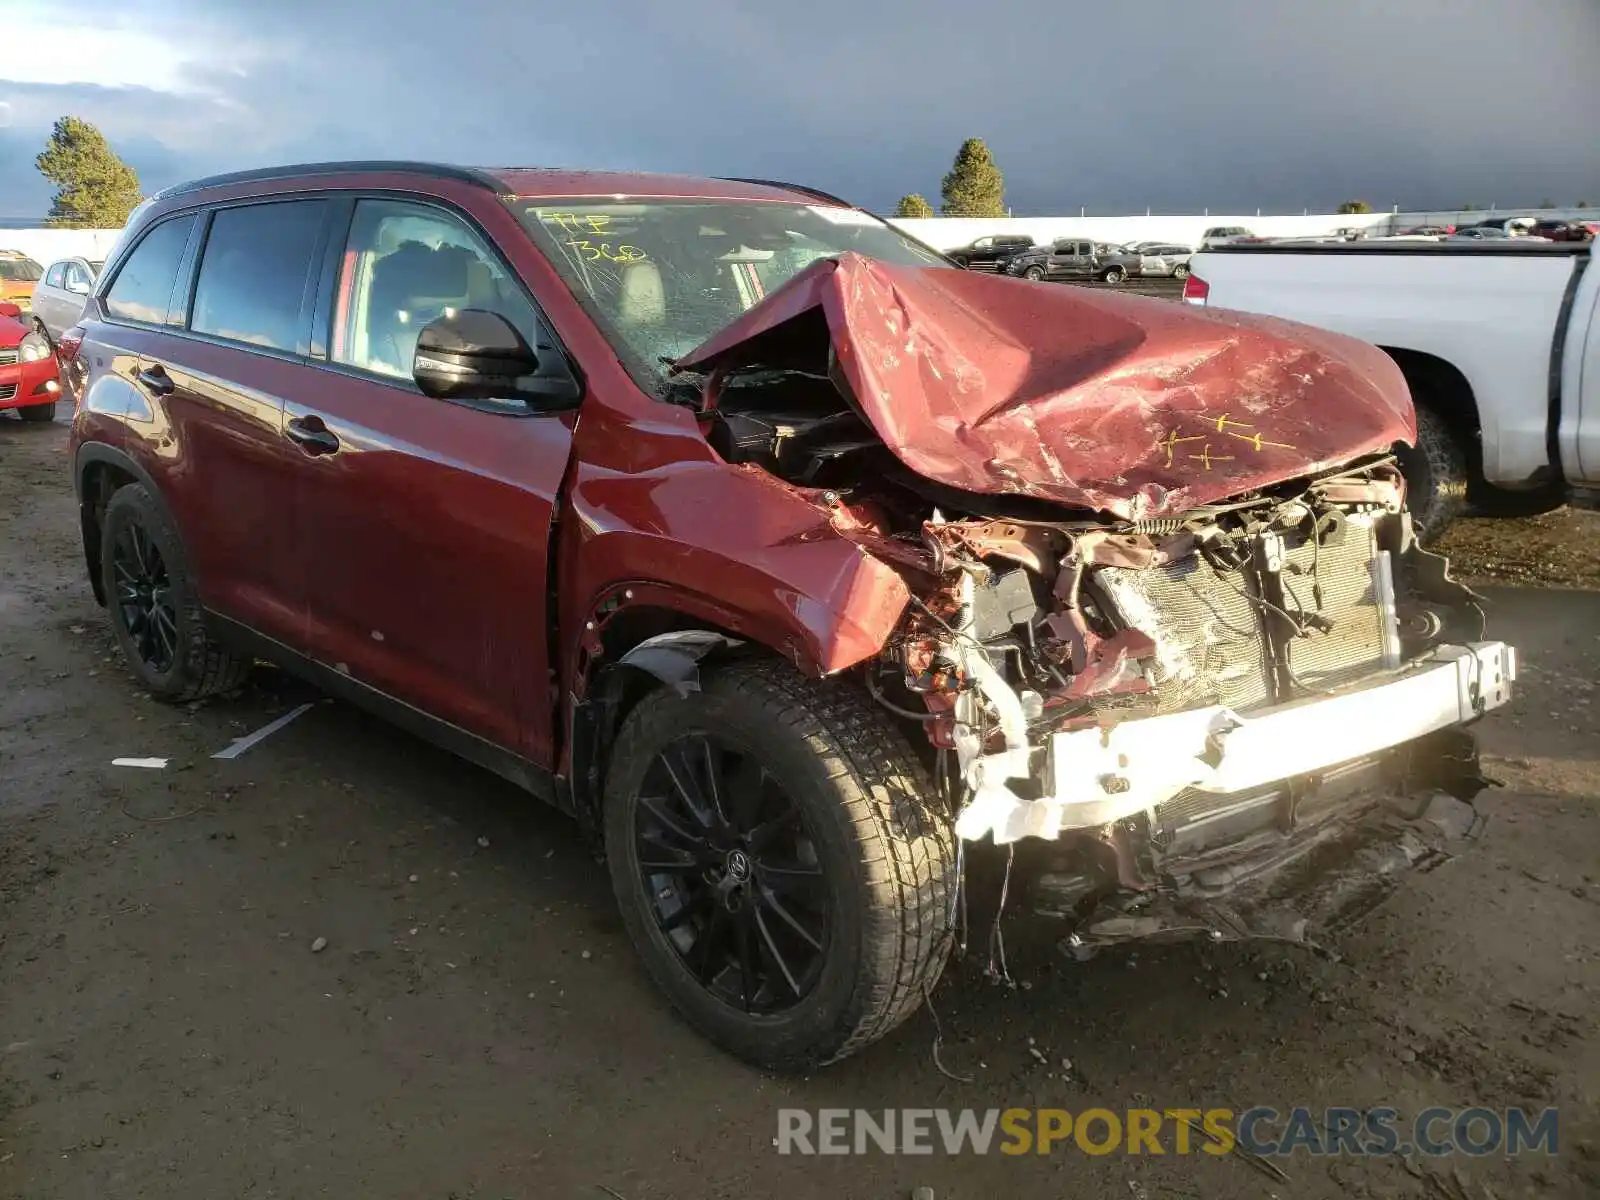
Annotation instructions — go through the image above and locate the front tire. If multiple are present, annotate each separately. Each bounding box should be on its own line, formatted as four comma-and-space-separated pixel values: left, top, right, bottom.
101, 484, 252, 701
1024, 265, 1045, 281
17, 401, 56, 423
603, 658, 955, 1071
1398, 403, 1469, 543
1172, 263, 1190, 280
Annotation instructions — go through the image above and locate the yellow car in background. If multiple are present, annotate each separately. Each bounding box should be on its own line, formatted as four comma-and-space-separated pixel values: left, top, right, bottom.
0, 251, 45, 316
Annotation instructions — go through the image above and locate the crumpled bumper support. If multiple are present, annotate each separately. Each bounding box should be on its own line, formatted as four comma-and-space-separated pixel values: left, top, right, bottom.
954, 641, 1516, 845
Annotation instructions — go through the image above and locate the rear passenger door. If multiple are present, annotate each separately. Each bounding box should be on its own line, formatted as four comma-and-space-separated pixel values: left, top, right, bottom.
289, 195, 580, 764
139, 197, 334, 651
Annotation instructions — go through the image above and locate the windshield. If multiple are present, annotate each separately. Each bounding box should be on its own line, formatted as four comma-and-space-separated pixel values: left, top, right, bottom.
512, 199, 947, 387
0, 257, 44, 282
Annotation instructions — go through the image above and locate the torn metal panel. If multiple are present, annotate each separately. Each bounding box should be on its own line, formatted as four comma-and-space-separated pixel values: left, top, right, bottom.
675, 253, 1416, 520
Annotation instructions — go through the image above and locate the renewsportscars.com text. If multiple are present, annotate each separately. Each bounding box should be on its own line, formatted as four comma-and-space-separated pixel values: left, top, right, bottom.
775, 1106, 1559, 1158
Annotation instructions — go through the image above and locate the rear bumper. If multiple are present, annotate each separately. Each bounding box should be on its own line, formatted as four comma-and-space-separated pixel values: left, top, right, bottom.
955, 641, 1515, 844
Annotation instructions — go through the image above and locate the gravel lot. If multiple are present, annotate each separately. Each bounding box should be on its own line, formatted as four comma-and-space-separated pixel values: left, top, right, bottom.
3, 411, 1598, 1199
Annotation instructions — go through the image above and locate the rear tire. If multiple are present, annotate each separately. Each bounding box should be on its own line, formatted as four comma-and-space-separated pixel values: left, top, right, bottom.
17, 402, 56, 423
101, 484, 252, 701
1399, 403, 1469, 543
603, 658, 955, 1071
1102, 266, 1126, 283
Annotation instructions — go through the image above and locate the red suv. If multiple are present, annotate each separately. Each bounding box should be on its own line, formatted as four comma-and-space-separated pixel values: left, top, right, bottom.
67, 162, 1512, 1068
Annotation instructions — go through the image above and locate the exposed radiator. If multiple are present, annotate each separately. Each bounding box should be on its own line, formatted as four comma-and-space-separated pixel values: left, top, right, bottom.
1095, 552, 1276, 715
1278, 515, 1391, 691
1095, 510, 1402, 848
1094, 511, 1397, 718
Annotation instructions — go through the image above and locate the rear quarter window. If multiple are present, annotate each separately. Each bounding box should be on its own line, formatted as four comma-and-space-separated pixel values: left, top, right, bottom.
104, 215, 197, 325
191, 200, 328, 353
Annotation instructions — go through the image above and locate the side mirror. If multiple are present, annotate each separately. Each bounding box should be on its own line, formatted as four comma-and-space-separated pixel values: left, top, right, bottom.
0, 301, 21, 320
413, 309, 551, 405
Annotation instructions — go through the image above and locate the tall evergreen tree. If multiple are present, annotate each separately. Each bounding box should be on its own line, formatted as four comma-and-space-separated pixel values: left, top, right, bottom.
894, 193, 935, 218
939, 139, 1006, 218
36, 117, 143, 228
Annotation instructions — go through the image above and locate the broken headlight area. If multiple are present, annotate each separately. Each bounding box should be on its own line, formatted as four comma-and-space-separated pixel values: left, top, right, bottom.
840, 459, 1514, 948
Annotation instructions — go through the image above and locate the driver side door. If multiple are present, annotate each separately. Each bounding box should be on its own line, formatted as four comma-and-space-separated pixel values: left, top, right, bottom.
290, 195, 581, 766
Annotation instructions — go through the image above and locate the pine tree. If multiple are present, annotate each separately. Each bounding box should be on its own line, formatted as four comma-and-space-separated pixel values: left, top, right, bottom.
894, 193, 935, 218
939, 139, 1006, 218
35, 117, 143, 228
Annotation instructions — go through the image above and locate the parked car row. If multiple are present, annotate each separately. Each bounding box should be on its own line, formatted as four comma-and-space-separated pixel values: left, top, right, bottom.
945, 234, 1198, 282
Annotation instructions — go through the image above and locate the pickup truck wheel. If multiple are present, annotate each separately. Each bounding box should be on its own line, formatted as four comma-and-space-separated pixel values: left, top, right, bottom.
1023, 265, 1045, 282
101, 484, 252, 701
603, 658, 955, 1070
16, 401, 56, 423
1102, 266, 1126, 283
1399, 403, 1469, 542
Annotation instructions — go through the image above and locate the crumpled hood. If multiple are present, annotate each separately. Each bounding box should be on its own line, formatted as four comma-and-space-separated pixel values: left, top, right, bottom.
675, 253, 1415, 519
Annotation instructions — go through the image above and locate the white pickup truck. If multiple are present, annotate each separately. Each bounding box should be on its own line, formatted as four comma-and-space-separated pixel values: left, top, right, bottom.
1184, 241, 1598, 535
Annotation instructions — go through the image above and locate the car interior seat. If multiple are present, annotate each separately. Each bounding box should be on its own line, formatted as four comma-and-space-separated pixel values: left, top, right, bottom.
365, 241, 472, 375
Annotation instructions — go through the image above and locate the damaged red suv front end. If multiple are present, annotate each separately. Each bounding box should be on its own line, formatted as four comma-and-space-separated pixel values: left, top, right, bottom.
657, 251, 1513, 950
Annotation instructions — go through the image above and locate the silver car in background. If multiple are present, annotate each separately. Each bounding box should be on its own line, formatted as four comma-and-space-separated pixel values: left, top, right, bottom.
30, 257, 104, 341
1135, 242, 1194, 279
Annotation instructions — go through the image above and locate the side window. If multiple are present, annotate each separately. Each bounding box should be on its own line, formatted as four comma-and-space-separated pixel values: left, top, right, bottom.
330, 198, 549, 382
45, 264, 66, 288
104, 215, 196, 325
67, 264, 90, 292
1077, 242, 1093, 256
191, 200, 327, 352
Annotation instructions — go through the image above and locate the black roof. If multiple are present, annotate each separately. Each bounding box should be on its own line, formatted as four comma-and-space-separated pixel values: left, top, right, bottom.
151, 160, 510, 202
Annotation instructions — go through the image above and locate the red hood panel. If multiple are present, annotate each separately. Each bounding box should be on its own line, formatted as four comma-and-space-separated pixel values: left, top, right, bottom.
675, 254, 1415, 519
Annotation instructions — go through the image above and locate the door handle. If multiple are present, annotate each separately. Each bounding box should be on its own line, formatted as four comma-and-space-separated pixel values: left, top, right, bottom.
136, 364, 175, 396
286, 415, 340, 455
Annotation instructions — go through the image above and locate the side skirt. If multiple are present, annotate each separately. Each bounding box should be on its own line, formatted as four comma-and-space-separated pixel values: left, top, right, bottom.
208, 614, 571, 813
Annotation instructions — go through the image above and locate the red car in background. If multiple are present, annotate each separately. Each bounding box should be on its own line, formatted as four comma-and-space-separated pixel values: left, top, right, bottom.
0, 300, 63, 422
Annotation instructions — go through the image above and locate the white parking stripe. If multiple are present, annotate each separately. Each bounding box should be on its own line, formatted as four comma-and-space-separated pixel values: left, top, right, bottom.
212, 703, 315, 761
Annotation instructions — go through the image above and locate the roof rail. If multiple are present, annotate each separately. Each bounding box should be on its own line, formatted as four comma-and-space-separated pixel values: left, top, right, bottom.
152, 161, 510, 201
718, 177, 856, 208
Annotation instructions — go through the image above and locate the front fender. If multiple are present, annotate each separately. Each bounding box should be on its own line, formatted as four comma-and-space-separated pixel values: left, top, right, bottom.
558, 459, 912, 693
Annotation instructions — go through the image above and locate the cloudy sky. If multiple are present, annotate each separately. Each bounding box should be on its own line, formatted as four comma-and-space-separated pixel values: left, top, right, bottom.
2, 0, 1597, 218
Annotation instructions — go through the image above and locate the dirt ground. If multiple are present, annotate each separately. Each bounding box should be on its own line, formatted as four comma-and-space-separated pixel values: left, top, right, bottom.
2, 410, 1598, 1200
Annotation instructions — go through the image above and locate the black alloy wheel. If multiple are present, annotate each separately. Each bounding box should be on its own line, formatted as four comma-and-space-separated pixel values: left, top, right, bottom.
112, 519, 179, 674
98, 483, 252, 701
633, 733, 828, 1014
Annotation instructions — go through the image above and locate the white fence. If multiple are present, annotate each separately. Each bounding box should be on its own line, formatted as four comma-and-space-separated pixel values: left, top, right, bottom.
0, 228, 126, 264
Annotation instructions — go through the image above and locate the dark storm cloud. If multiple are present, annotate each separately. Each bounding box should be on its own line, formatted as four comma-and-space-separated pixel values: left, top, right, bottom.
3, 0, 1597, 217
